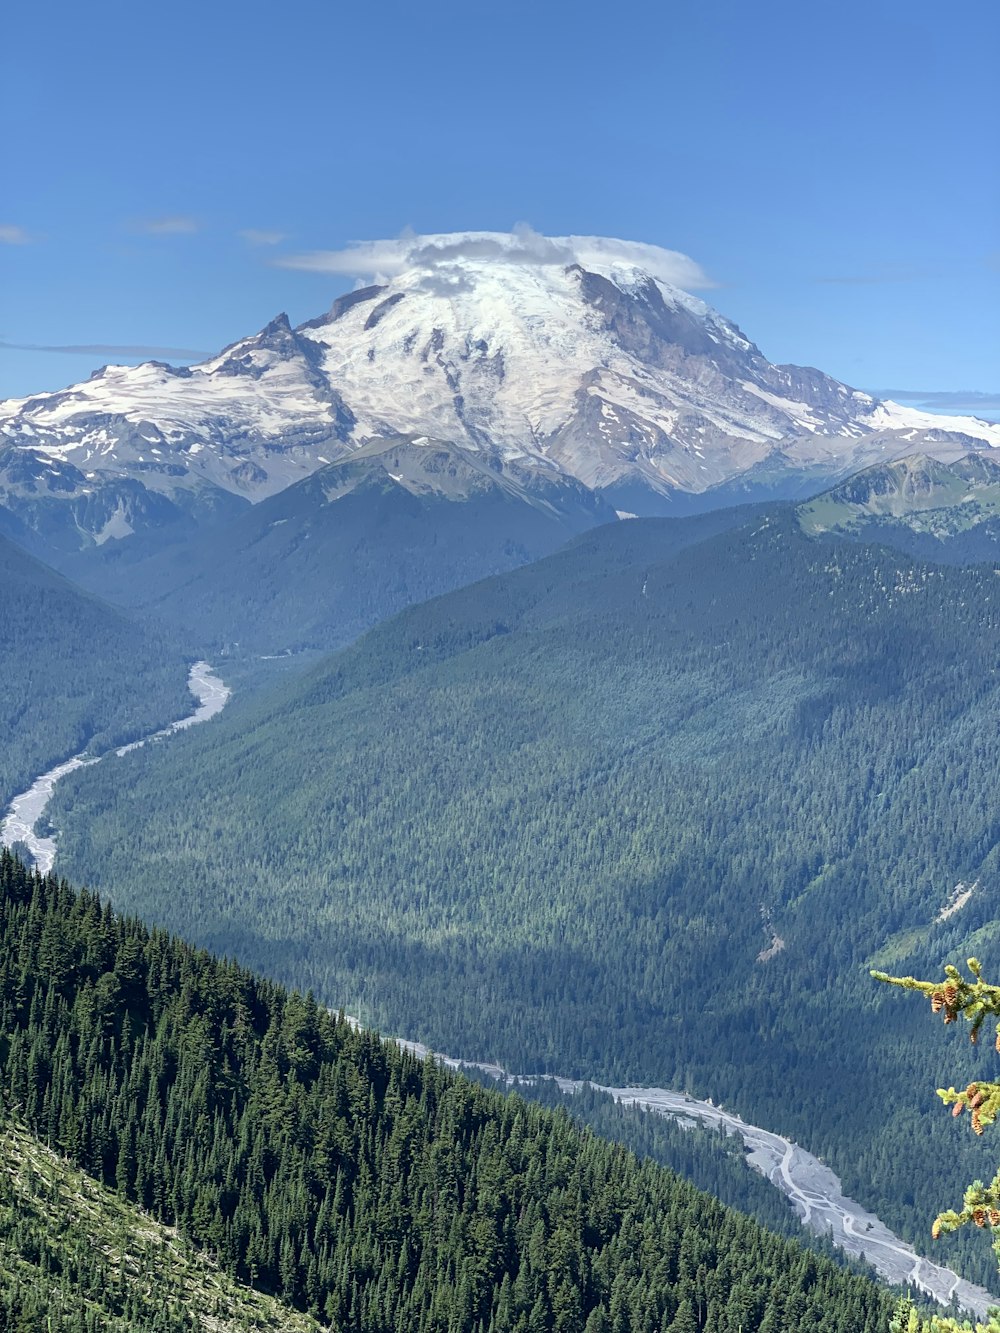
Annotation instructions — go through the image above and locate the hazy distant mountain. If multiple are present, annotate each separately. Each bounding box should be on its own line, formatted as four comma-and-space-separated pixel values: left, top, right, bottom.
2, 231, 998, 555
97, 435, 618, 654
797, 453, 1000, 562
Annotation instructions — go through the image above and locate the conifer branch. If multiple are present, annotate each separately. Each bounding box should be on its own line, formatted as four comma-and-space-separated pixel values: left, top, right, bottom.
875, 962, 1000, 1330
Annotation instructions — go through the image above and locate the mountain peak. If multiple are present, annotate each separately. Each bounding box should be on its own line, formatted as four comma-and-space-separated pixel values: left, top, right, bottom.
260, 311, 293, 338
2, 230, 999, 543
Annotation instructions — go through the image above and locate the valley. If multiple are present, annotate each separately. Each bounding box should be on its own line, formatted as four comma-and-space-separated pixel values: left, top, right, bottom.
0, 660, 229, 874
2, 234, 999, 1333
381, 1029, 997, 1313
558, 1085, 995, 1315
480, 966, 1000, 1314
31, 507, 1000, 1294
0, 852, 902, 1333
4, 642, 990, 1313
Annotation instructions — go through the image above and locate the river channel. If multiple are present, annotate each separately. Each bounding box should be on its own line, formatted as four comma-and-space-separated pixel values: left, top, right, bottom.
3, 661, 994, 1317
1, 660, 229, 875
391, 1037, 999, 1318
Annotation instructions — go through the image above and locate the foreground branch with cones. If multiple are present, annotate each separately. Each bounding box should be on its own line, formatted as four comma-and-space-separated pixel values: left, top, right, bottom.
875, 960, 1000, 1333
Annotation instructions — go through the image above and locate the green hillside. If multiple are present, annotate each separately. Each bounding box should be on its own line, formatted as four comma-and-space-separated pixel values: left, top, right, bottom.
0, 849, 897, 1332
0, 532, 190, 811
796, 454, 1000, 563
0, 1117, 321, 1331
47, 509, 1000, 1282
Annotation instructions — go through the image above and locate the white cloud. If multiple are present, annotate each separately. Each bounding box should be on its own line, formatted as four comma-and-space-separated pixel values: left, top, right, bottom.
279, 237, 418, 278
239, 228, 287, 246
0, 225, 32, 245
275, 226, 716, 290
877, 388, 1000, 414
132, 216, 199, 236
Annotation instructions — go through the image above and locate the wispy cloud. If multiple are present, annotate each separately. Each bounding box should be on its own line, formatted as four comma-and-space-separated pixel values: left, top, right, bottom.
130, 216, 200, 236
276, 225, 717, 290
239, 228, 287, 246
0, 339, 209, 360
0, 225, 33, 245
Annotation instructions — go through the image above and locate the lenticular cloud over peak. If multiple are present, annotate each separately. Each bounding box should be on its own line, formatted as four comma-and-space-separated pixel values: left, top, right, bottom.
276, 227, 718, 291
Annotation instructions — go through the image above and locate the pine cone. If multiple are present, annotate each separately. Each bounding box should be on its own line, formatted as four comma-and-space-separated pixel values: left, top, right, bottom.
973, 1208, 988, 1227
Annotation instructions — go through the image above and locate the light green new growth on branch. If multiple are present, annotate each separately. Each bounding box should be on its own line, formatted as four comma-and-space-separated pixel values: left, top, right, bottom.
875, 960, 1000, 1333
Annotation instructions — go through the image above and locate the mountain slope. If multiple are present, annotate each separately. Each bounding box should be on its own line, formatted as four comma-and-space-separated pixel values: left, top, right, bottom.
2, 231, 997, 555
797, 453, 1000, 563
0, 1117, 321, 1332
73, 435, 618, 655
0, 532, 189, 811
0, 849, 898, 1333
47, 508, 1000, 1284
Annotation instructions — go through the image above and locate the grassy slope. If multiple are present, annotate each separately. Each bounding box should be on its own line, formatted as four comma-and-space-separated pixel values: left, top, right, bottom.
0, 1117, 320, 1331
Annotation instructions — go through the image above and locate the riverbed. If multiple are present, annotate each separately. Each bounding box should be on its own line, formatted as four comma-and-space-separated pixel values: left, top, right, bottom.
3, 660, 992, 1317
389, 1034, 999, 1318
0, 660, 229, 875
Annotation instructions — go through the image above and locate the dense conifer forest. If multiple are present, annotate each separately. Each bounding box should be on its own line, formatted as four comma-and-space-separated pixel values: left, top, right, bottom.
0, 533, 190, 810
0, 848, 904, 1331
463, 1072, 887, 1272
47, 511, 1000, 1284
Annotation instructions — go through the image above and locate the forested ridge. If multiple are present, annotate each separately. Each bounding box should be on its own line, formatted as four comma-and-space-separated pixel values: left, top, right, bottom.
47, 510, 1000, 1283
464, 1073, 879, 1272
0, 849, 902, 1332
0, 532, 190, 811
81, 447, 620, 657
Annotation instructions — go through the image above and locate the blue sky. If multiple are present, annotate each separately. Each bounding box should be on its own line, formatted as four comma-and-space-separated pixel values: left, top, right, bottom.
2, 0, 997, 411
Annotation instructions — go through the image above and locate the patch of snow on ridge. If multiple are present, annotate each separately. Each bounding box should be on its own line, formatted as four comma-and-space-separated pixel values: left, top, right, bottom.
870, 401, 1000, 447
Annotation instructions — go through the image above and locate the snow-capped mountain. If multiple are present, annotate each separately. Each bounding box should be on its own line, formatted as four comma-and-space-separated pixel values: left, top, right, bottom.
2, 230, 998, 549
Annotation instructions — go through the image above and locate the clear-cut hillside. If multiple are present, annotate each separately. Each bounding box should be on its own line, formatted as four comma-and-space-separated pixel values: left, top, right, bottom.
2, 232, 997, 551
